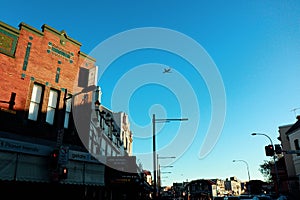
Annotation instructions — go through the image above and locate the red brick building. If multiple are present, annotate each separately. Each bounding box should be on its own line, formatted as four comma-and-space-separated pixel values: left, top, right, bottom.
0, 20, 153, 200
0, 21, 104, 199
0, 20, 96, 141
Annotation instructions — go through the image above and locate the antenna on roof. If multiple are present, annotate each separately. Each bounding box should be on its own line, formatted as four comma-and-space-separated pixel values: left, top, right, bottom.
290, 107, 300, 118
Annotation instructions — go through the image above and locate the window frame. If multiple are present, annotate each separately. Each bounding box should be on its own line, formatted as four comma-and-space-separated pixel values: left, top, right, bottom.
28, 83, 43, 121
63, 94, 72, 129
45, 88, 59, 125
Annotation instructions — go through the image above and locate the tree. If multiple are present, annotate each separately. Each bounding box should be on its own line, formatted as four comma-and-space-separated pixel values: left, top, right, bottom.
259, 159, 274, 182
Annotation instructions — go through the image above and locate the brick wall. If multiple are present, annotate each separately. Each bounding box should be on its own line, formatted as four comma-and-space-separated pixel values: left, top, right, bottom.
0, 21, 96, 143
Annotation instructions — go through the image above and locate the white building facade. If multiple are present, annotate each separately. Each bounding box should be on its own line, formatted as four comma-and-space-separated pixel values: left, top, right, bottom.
113, 111, 133, 156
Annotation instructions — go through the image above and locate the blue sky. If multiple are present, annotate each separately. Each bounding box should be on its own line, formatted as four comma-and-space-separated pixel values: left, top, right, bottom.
2, 0, 300, 186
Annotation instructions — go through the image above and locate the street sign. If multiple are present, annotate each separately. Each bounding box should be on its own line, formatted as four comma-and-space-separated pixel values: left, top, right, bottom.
106, 156, 137, 172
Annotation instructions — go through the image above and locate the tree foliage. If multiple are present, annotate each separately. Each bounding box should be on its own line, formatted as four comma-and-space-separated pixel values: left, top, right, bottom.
259, 159, 274, 182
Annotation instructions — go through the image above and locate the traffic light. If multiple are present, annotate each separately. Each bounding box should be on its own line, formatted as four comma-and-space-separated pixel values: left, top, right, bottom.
265, 145, 274, 156
60, 166, 68, 179
50, 149, 59, 169
275, 144, 282, 154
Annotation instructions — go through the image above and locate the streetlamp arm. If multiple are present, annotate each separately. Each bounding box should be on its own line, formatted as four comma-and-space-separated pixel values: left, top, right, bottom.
251, 133, 273, 145
158, 156, 176, 159
155, 118, 188, 123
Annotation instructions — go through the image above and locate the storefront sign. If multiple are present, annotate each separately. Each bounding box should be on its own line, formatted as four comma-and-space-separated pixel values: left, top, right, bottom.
107, 156, 137, 172
0, 137, 51, 156
68, 150, 102, 163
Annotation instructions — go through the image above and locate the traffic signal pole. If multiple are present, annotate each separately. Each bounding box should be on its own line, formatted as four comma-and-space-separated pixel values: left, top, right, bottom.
252, 133, 280, 196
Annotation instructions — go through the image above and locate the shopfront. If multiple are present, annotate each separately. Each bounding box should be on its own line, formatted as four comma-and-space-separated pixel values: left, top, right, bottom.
0, 135, 106, 199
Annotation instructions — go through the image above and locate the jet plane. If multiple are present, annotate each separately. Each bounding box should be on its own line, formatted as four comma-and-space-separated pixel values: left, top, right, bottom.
163, 67, 172, 73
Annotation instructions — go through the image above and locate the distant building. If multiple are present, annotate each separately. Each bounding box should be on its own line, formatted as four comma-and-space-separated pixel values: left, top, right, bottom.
143, 170, 152, 185
224, 177, 242, 196
185, 179, 216, 200
173, 181, 189, 199
211, 179, 226, 196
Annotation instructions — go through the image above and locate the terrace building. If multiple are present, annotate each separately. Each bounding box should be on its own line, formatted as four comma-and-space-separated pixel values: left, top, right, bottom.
0, 20, 149, 199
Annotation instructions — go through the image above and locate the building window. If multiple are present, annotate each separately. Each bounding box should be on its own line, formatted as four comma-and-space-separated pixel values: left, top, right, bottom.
28, 84, 43, 121
101, 139, 106, 156
107, 145, 111, 156
125, 138, 128, 150
64, 94, 72, 128
55, 67, 60, 83
22, 42, 32, 71
294, 139, 300, 156
46, 89, 59, 125
121, 131, 125, 142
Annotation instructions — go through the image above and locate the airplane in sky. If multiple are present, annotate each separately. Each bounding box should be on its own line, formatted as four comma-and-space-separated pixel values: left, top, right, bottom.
163, 67, 172, 73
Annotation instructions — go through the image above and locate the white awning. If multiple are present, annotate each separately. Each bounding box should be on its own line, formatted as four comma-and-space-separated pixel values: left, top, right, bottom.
0, 151, 16, 180
0, 151, 49, 182
84, 162, 104, 185
0, 140, 105, 186
62, 160, 84, 184
61, 160, 104, 186
16, 153, 49, 182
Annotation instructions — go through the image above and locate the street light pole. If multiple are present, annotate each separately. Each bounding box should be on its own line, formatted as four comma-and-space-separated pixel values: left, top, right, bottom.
157, 155, 175, 183
153, 114, 157, 199
251, 132, 280, 195
232, 160, 251, 181
152, 114, 188, 200
157, 154, 175, 198
233, 159, 251, 194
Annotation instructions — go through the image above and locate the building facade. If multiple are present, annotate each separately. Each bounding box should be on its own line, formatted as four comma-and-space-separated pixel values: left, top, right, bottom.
92, 102, 126, 157
0, 20, 152, 199
113, 111, 133, 156
0, 20, 107, 199
279, 116, 300, 198
224, 177, 242, 196
278, 123, 297, 186
185, 179, 216, 200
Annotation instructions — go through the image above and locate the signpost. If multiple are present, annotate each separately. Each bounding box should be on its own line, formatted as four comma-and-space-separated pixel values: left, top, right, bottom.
58, 145, 69, 165
106, 156, 137, 172
56, 129, 64, 147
